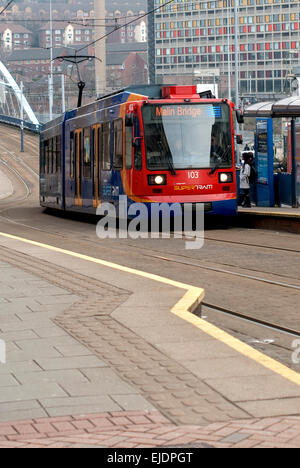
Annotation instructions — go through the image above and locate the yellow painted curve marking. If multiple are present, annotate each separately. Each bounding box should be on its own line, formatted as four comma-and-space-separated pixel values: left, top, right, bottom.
0, 231, 299, 387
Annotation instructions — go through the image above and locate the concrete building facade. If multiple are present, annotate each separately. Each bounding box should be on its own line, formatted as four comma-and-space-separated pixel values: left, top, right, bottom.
152, 0, 300, 99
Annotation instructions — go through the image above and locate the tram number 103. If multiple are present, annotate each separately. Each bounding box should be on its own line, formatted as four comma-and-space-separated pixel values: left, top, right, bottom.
188, 171, 200, 179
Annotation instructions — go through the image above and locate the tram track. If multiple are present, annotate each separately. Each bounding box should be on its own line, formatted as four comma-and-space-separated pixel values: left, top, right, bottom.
0, 125, 298, 352
0, 207, 299, 339
0, 200, 299, 290
0, 157, 31, 201
0, 142, 39, 180
189, 233, 300, 254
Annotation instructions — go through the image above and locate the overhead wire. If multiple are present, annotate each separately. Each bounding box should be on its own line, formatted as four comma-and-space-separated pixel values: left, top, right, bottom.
0, 0, 14, 16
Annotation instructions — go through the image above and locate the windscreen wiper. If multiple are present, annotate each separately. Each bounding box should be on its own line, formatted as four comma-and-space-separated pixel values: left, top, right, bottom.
158, 140, 177, 175
209, 160, 221, 175
209, 146, 231, 175
166, 155, 177, 176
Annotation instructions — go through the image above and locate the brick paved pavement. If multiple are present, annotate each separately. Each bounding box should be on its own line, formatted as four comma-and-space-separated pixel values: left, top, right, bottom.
0, 412, 299, 448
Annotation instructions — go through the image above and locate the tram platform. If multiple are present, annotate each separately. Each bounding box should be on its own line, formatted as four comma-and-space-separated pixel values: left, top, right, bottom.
237, 206, 300, 234
239, 206, 300, 218
0, 232, 299, 448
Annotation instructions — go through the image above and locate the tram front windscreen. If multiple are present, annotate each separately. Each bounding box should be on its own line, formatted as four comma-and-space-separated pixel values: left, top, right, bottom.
142, 103, 233, 171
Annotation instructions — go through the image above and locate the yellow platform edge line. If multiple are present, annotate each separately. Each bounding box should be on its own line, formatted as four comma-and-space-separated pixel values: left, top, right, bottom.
0, 231, 299, 387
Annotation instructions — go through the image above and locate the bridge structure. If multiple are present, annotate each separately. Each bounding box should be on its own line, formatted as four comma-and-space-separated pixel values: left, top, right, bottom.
0, 61, 40, 133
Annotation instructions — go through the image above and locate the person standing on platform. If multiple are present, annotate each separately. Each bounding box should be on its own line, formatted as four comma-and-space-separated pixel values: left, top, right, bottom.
239, 153, 252, 208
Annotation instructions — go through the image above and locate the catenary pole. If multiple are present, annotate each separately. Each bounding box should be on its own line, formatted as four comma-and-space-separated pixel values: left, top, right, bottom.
49, 0, 54, 120
20, 81, 24, 153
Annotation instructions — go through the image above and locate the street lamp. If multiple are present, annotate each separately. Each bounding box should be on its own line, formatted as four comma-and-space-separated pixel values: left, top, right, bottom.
49, 0, 54, 121
227, 0, 232, 100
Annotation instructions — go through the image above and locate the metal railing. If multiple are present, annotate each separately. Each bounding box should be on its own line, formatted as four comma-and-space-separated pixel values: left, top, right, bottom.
0, 114, 41, 134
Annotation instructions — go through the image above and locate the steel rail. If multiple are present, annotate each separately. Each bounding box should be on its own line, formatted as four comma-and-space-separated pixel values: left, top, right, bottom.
144, 252, 300, 290
194, 234, 300, 254
0, 157, 31, 199
202, 303, 300, 338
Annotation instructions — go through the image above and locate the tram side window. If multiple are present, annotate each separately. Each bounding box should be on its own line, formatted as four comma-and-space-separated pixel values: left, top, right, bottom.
102, 122, 111, 170
49, 138, 53, 174
70, 132, 74, 179
56, 135, 62, 174
97, 126, 102, 198
41, 140, 47, 175
134, 117, 142, 171
113, 119, 123, 170
83, 128, 91, 179
52, 137, 57, 174
45, 140, 49, 174
125, 125, 133, 170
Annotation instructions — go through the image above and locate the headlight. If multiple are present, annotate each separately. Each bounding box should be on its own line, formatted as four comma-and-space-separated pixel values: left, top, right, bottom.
219, 172, 233, 183
148, 175, 167, 186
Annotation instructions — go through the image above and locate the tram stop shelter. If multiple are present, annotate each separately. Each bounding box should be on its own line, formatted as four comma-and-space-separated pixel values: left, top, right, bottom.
244, 96, 300, 208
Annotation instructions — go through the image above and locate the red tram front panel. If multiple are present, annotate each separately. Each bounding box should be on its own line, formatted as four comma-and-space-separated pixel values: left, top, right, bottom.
122, 88, 237, 215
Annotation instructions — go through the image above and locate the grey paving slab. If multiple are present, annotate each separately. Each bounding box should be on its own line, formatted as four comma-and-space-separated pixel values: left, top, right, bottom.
36, 356, 108, 371
0, 383, 68, 403
39, 395, 122, 415
131, 324, 211, 344
0, 330, 39, 342
30, 326, 67, 339
0, 408, 48, 423
60, 380, 140, 397
112, 306, 187, 328
183, 356, 273, 379
221, 432, 251, 444
13, 370, 90, 386
0, 303, 31, 314
0, 400, 49, 422
237, 397, 300, 417
51, 343, 94, 358
0, 319, 56, 332
111, 395, 156, 412
8, 347, 63, 362
205, 375, 300, 402
0, 361, 42, 375
0, 374, 20, 387
155, 339, 239, 361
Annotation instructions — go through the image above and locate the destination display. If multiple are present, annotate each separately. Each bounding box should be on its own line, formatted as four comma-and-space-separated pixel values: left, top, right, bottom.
151, 104, 223, 121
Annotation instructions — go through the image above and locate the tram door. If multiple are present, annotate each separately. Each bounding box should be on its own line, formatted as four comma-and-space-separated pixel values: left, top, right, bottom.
93, 124, 101, 208
75, 129, 83, 207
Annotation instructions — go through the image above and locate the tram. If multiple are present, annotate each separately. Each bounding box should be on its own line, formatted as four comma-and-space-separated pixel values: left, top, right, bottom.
40, 84, 240, 216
